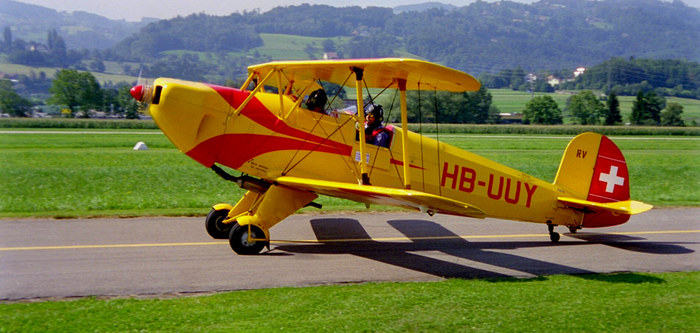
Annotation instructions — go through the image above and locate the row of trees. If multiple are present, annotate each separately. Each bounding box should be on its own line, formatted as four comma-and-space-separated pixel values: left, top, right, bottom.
479, 58, 700, 100
2, 27, 76, 68
570, 58, 700, 99
0, 71, 687, 127
0, 80, 33, 117
397, 86, 501, 124
0, 69, 139, 118
522, 90, 685, 126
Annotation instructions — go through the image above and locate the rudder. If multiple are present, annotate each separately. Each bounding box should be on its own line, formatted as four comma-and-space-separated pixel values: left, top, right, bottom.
554, 132, 637, 228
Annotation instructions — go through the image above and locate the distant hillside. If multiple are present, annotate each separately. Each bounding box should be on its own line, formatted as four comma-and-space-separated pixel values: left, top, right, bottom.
0, 0, 152, 49
109, 0, 699, 74
392, 0, 700, 73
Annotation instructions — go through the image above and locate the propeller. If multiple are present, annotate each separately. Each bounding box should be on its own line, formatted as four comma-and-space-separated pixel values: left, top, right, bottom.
129, 68, 155, 118
130, 68, 153, 104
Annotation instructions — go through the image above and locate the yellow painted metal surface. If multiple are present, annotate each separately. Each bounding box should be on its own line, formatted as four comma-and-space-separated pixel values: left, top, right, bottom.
247, 58, 481, 93
144, 59, 650, 236
553, 132, 601, 198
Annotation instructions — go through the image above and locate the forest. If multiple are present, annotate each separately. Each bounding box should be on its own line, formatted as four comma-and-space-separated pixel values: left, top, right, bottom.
3, 0, 699, 72
99, 1, 700, 70
1, 0, 699, 123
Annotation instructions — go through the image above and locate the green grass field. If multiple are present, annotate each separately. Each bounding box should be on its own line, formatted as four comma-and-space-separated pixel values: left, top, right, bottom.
1, 130, 697, 329
0, 130, 697, 218
2, 272, 698, 331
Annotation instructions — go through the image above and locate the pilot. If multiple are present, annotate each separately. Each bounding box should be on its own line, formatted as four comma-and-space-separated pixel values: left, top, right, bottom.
305, 89, 327, 113
364, 103, 391, 148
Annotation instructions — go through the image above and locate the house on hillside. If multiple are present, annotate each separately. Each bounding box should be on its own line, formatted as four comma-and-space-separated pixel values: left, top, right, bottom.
547, 75, 561, 86
323, 52, 339, 60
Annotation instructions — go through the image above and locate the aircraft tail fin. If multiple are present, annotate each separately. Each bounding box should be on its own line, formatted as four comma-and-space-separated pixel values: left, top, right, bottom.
554, 132, 651, 227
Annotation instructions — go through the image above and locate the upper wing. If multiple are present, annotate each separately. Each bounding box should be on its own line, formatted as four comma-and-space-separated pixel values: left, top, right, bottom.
247, 58, 481, 93
275, 176, 486, 219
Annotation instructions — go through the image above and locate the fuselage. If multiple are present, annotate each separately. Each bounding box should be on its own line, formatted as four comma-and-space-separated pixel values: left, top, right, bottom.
148, 78, 584, 228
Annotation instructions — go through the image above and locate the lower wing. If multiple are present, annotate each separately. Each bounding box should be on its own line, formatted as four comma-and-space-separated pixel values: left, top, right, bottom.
275, 176, 486, 218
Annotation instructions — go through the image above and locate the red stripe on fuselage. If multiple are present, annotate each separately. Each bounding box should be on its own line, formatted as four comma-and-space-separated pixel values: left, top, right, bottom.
206, 84, 349, 153
186, 133, 352, 169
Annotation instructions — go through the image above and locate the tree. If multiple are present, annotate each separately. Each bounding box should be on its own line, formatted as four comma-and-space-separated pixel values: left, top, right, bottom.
117, 84, 140, 119
630, 90, 665, 125
48, 69, 103, 118
660, 103, 685, 126
603, 91, 622, 125
486, 104, 502, 124
2, 26, 11, 51
568, 90, 604, 125
464, 85, 497, 124
322, 39, 336, 52
523, 96, 562, 125
0, 80, 32, 117
510, 67, 526, 90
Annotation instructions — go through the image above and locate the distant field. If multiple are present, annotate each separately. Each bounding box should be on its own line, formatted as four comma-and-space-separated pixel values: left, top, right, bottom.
254, 33, 353, 60
490, 89, 700, 124
0, 62, 139, 86
0, 129, 696, 218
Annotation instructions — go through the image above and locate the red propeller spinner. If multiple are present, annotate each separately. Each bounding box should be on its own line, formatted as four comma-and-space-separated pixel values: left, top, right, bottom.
130, 85, 144, 102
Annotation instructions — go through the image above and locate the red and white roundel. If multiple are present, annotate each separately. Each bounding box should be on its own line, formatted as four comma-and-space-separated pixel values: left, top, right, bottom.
587, 136, 630, 203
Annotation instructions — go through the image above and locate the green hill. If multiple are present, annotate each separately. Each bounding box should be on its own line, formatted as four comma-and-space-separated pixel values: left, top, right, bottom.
0, 0, 151, 49
109, 0, 700, 74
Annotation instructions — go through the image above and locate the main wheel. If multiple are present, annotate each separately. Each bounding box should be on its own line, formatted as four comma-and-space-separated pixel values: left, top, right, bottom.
550, 231, 560, 243
205, 208, 232, 239
229, 223, 268, 255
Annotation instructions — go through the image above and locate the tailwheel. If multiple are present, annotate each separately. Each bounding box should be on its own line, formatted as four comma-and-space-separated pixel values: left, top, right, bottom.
229, 223, 268, 255
547, 222, 560, 243
205, 208, 232, 239
568, 226, 581, 234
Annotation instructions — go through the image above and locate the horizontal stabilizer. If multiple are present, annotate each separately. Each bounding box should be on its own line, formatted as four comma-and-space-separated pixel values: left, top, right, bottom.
276, 176, 486, 218
558, 197, 653, 215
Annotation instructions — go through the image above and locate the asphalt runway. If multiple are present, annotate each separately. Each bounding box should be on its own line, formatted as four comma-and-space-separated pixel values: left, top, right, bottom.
1, 208, 698, 301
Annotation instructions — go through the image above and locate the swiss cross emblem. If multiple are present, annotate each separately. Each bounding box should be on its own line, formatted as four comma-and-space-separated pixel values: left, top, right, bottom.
598, 165, 625, 193
587, 136, 630, 203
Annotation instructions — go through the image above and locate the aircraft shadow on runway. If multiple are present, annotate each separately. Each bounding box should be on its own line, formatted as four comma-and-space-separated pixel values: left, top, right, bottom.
273, 218, 692, 284
566, 233, 696, 255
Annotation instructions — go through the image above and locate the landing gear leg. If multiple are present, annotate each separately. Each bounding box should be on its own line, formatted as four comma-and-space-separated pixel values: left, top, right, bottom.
547, 222, 560, 243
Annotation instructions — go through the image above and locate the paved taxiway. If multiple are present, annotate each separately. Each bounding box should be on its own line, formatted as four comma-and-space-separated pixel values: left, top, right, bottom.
1, 208, 698, 300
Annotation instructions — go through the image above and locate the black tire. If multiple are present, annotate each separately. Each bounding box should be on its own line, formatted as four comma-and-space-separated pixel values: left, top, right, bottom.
229, 223, 267, 255
205, 208, 232, 239
568, 226, 580, 234
550, 231, 561, 243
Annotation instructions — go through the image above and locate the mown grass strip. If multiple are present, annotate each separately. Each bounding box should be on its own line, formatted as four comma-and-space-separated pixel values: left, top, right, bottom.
1, 272, 698, 332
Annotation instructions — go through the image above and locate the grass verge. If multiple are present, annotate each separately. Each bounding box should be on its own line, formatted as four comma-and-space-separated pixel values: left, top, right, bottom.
1, 271, 698, 331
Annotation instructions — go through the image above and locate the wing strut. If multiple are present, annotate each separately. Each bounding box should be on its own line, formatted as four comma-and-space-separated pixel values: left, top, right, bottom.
398, 79, 411, 189
353, 67, 370, 185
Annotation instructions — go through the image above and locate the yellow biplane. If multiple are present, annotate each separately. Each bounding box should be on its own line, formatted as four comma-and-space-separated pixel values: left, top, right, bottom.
130, 58, 652, 254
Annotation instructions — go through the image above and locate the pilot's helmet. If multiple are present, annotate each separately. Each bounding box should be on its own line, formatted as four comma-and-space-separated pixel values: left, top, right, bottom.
306, 89, 327, 110
364, 103, 384, 122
